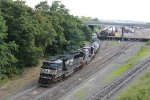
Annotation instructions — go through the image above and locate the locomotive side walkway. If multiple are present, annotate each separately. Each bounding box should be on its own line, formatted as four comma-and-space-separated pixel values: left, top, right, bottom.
58, 43, 143, 100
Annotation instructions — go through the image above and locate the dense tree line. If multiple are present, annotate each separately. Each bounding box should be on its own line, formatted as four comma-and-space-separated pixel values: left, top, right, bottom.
0, 0, 92, 79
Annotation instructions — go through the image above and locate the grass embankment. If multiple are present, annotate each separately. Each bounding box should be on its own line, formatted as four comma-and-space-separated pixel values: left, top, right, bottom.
109, 42, 150, 79
0, 60, 43, 98
74, 88, 88, 100
117, 68, 150, 100
116, 41, 150, 100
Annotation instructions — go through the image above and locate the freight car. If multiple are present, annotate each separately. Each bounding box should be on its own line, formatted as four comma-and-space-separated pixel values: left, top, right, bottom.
99, 27, 117, 38
123, 26, 135, 33
38, 41, 100, 86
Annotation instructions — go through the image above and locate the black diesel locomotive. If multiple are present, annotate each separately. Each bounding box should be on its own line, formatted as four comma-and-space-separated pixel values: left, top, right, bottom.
38, 41, 100, 86
38, 52, 84, 85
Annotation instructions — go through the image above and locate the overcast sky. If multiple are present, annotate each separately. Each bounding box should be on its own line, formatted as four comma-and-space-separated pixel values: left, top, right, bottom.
25, 0, 150, 22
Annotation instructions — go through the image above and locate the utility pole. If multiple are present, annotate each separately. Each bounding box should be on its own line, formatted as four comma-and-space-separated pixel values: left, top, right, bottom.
121, 27, 124, 42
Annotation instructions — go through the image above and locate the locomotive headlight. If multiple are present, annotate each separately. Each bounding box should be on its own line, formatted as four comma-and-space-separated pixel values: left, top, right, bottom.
40, 68, 57, 75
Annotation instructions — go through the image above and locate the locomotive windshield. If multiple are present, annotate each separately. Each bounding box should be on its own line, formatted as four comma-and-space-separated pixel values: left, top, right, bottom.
42, 62, 59, 69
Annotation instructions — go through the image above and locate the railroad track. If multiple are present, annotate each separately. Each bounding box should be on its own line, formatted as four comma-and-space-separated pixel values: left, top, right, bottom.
38, 43, 133, 100
11, 42, 133, 100
89, 57, 150, 100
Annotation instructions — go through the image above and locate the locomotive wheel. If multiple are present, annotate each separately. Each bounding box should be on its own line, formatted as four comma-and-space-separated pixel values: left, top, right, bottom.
62, 74, 66, 79
74, 67, 78, 72
85, 61, 88, 65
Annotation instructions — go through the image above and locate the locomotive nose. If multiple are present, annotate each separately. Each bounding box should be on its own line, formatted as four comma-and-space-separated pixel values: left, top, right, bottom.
41, 68, 57, 75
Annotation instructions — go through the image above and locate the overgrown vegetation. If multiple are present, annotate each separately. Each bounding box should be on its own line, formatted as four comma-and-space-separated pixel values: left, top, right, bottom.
117, 67, 150, 100
109, 41, 150, 79
74, 88, 88, 100
0, 0, 92, 79
116, 40, 150, 100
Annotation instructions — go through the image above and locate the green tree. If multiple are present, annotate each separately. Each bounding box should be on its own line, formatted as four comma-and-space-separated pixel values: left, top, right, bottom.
62, 15, 85, 52
0, 0, 94, 79
32, 10, 56, 51
0, 0, 43, 66
79, 16, 92, 23
79, 25, 92, 42
0, 15, 18, 78
36, 1, 68, 54
35, 1, 50, 11
11, 16, 43, 66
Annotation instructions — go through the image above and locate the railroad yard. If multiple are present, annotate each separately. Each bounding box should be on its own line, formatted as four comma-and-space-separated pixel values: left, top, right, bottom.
1, 1, 150, 100
0, 28, 149, 100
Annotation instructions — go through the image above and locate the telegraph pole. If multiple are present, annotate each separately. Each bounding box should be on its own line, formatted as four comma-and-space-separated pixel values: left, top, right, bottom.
121, 27, 124, 42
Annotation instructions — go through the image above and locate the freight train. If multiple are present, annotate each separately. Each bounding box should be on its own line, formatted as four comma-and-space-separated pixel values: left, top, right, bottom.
38, 41, 100, 86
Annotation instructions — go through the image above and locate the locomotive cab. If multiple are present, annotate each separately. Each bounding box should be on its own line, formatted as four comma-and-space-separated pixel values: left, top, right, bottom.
38, 59, 64, 85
